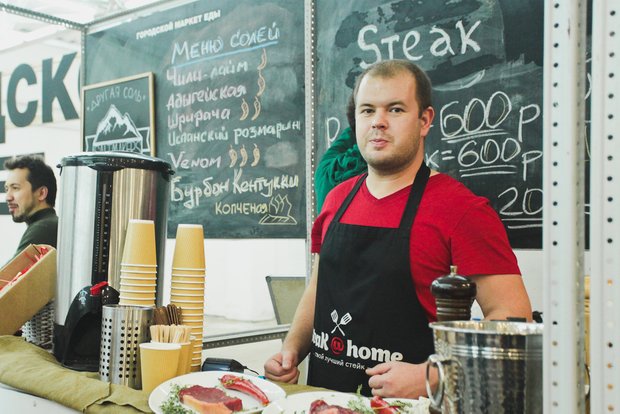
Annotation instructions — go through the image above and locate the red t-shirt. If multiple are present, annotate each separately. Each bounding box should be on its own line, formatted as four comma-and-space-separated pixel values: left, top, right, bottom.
311, 173, 521, 321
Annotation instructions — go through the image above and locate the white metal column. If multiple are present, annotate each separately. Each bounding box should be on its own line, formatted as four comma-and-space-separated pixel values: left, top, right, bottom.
543, 1, 587, 412
590, 0, 620, 412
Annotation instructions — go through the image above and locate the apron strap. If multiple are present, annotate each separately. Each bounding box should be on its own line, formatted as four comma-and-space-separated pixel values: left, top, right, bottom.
333, 173, 367, 222
399, 163, 430, 230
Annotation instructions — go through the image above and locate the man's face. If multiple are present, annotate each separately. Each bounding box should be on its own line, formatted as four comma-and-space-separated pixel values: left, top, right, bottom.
4, 168, 40, 223
355, 71, 433, 175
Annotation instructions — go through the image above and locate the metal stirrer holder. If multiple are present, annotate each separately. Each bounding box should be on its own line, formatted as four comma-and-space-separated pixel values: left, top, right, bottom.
99, 305, 153, 389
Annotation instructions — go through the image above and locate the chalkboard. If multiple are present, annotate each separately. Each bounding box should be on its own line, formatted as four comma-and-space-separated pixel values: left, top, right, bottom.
85, 0, 305, 238
82, 72, 155, 155
315, 0, 544, 249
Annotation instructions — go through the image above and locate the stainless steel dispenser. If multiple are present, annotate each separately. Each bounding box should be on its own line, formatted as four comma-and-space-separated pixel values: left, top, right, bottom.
53, 152, 173, 370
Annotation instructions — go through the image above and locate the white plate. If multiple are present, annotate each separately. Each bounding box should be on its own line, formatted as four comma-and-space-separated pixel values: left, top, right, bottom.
262, 391, 430, 414
149, 371, 286, 414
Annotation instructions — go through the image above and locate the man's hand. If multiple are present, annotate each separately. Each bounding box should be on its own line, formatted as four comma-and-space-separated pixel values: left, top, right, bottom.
366, 361, 437, 399
264, 351, 300, 383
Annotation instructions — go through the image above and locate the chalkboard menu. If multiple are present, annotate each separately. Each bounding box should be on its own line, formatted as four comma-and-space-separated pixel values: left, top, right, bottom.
315, 0, 544, 249
85, 0, 305, 238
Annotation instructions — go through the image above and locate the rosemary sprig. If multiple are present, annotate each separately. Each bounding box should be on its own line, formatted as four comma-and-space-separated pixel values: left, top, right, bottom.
160, 384, 193, 414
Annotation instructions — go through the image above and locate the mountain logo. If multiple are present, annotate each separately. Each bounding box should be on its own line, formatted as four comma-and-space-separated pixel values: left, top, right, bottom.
85, 104, 151, 154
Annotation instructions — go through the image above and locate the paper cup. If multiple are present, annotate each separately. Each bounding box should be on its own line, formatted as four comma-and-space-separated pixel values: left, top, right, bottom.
170, 298, 203, 305
171, 271, 205, 277
122, 219, 157, 266
181, 308, 205, 317
171, 285, 205, 292
170, 287, 203, 293
171, 296, 203, 304
121, 268, 158, 275
121, 264, 157, 273
182, 316, 203, 323
118, 301, 155, 308
171, 290, 204, 297
121, 263, 157, 272
181, 310, 203, 316
170, 285, 204, 292
139, 342, 181, 393
172, 224, 205, 269
178, 306, 203, 310
189, 330, 203, 338
172, 267, 206, 273
171, 276, 205, 284
180, 308, 204, 315
182, 317, 203, 325
121, 280, 157, 288
171, 293, 203, 301
120, 289, 156, 299
176, 341, 192, 376
120, 297, 156, 304
121, 276, 158, 286
171, 278, 205, 284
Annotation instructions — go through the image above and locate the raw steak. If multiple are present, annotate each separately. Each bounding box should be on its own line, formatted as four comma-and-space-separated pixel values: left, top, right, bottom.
309, 399, 360, 414
179, 385, 243, 413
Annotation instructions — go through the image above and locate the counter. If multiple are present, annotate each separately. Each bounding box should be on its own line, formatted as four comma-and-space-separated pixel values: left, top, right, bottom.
0, 335, 318, 413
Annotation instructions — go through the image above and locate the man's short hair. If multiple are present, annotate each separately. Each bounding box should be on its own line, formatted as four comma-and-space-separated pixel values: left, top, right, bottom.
4, 155, 57, 207
352, 59, 433, 117
346, 92, 356, 134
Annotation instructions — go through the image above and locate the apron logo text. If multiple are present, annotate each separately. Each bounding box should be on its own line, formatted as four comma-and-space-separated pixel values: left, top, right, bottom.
313, 329, 404, 363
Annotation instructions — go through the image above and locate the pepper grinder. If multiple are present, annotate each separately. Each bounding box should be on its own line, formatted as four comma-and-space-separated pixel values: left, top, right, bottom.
431, 265, 477, 321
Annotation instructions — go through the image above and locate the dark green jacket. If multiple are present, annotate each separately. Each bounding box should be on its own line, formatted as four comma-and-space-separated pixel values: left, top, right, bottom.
314, 127, 367, 213
15, 208, 58, 255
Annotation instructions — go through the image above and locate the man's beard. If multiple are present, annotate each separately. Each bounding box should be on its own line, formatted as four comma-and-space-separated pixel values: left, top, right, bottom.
11, 213, 27, 223
10, 204, 34, 223
361, 135, 420, 175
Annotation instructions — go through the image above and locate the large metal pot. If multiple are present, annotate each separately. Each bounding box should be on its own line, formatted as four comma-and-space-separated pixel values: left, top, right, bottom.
426, 320, 543, 414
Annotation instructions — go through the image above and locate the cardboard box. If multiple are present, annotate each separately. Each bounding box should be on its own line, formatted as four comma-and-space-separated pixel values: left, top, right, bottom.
0, 244, 56, 335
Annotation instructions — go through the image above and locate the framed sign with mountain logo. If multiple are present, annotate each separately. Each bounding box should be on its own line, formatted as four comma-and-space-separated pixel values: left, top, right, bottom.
82, 72, 155, 155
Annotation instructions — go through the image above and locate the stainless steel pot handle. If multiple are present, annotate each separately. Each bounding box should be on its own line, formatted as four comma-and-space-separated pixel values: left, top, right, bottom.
426, 353, 446, 409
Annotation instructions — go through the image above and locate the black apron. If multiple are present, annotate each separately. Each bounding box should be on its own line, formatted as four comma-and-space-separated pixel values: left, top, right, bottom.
307, 164, 434, 395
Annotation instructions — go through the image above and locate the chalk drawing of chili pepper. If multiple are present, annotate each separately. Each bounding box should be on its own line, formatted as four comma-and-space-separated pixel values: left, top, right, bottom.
251, 96, 261, 120
250, 144, 260, 167
228, 145, 238, 168
256, 72, 266, 97
239, 145, 248, 167
240, 98, 249, 120
257, 48, 267, 70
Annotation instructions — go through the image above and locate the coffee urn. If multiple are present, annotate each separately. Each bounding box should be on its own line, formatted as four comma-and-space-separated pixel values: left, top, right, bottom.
53, 152, 173, 371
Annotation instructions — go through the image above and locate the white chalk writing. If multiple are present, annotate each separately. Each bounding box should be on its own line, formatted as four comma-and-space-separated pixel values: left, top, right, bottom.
233, 120, 302, 145
357, 19, 481, 68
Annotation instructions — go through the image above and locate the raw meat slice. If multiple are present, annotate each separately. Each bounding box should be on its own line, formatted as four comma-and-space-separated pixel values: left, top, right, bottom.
179, 385, 243, 413
309, 399, 360, 414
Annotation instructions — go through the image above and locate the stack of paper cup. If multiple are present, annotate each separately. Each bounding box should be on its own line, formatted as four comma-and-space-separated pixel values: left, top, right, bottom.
119, 219, 157, 307
170, 224, 205, 371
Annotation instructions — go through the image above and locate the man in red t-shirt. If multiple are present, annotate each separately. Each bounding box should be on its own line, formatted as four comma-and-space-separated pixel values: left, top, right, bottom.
265, 59, 532, 399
